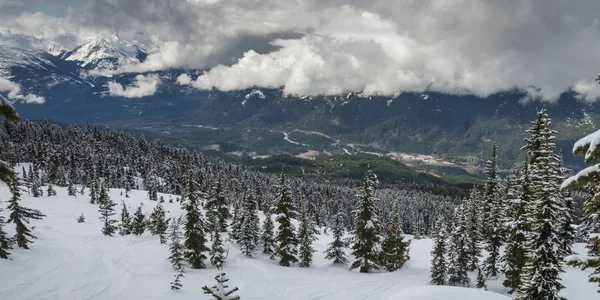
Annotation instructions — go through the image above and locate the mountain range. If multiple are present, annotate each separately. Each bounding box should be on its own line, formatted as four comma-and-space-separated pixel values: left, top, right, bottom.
2, 37, 599, 175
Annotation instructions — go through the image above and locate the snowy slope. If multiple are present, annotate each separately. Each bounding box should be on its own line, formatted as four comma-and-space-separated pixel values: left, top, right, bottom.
63, 38, 144, 71
0, 182, 596, 300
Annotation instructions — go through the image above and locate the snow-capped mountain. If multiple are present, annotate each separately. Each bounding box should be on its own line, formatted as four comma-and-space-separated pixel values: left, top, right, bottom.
61, 37, 147, 71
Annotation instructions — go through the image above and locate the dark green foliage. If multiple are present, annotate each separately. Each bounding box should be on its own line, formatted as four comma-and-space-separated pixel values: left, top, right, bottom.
0, 205, 12, 259
210, 229, 226, 268
207, 179, 231, 233
260, 207, 275, 256
67, 181, 77, 197
350, 167, 382, 273
119, 201, 132, 236
273, 171, 299, 266
0, 95, 18, 187
98, 186, 118, 236
7, 177, 45, 249
481, 144, 502, 278
239, 190, 260, 257
379, 209, 410, 272
132, 204, 146, 236
77, 214, 85, 223
298, 204, 317, 267
168, 217, 185, 271
183, 170, 209, 269
476, 268, 487, 290
149, 202, 169, 243
324, 212, 348, 265
447, 205, 470, 287
46, 184, 56, 196
170, 269, 184, 291
430, 218, 447, 285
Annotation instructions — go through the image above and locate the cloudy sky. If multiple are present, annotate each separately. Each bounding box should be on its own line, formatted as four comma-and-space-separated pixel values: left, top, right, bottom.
1, 0, 600, 101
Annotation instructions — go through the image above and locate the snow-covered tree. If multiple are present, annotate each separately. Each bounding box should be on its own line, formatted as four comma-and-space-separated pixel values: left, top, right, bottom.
7, 177, 45, 249
239, 190, 260, 257
98, 186, 118, 236
77, 214, 85, 223
170, 268, 184, 291
380, 209, 410, 272
208, 179, 231, 233
67, 181, 77, 197
481, 144, 502, 278
273, 170, 299, 266
210, 228, 227, 268
515, 110, 566, 300
447, 204, 470, 287
476, 267, 487, 290
260, 207, 275, 256
46, 184, 56, 196
298, 204, 317, 267
168, 217, 185, 271
183, 170, 209, 269
430, 217, 448, 286
132, 204, 146, 236
119, 201, 132, 236
464, 188, 482, 272
0, 205, 12, 259
0, 95, 18, 186
202, 270, 241, 300
350, 167, 383, 273
149, 202, 169, 243
324, 212, 348, 265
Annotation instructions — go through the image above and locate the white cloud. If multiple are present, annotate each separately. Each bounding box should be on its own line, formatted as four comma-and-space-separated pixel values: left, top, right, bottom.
0, 77, 45, 104
3, 0, 600, 100
176, 73, 192, 85
106, 74, 161, 98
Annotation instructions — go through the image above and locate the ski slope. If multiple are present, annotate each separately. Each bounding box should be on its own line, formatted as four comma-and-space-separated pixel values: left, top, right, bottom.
0, 183, 596, 300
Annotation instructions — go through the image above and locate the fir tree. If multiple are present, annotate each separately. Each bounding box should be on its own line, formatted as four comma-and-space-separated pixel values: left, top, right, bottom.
149, 202, 169, 243
0, 205, 12, 259
239, 190, 260, 257
67, 181, 76, 197
430, 217, 447, 286
132, 204, 146, 236
183, 170, 209, 269
119, 201, 132, 236
447, 204, 470, 287
273, 170, 299, 266
476, 267, 487, 290
464, 188, 482, 272
379, 209, 410, 272
298, 204, 317, 267
260, 207, 276, 256
202, 270, 241, 300
89, 176, 99, 204
481, 144, 502, 278
98, 186, 118, 236
46, 184, 56, 196
0, 95, 18, 187
168, 217, 185, 271
210, 228, 226, 268
230, 198, 243, 242
515, 110, 566, 300
170, 268, 184, 291
324, 212, 348, 265
77, 214, 85, 223
208, 179, 231, 233
7, 177, 45, 249
350, 167, 383, 273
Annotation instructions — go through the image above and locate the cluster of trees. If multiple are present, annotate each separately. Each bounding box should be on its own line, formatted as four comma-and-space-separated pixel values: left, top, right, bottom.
430, 109, 600, 298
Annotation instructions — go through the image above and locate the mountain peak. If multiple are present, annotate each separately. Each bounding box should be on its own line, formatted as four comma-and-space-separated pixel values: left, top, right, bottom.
63, 37, 145, 71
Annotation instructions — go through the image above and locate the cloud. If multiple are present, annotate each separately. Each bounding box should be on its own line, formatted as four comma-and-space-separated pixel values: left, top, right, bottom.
0, 77, 45, 104
176, 73, 192, 85
3, 0, 600, 100
106, 74, 161, 98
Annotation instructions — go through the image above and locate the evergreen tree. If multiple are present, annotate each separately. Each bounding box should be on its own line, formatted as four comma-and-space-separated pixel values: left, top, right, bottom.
476, 267, 487, 290
202, 270, 241, 300
119, 201, 132, 236
46, 184, 56, 196
98, 186, 118, 236
67, 181, 76, 197
273, 170, 299, 266
260, 207, 276, 256
7, 177, 45, 249
350, 167, 383, 273
379, 209, 410, 272
77, 214, 85, 223
170, 268, 184, 291
210, 228, 226, 268
430, 217, 447, 286
481, 144, 502, 278
183, 170, 209, 269
0, 95, 18, 186
239, 190, 260, 257
132, 204, 146, 236
447, 204, 470, 287
555, 152, 575, 257
0, 205, 12, 259
298, 204, 317, 267
89, 175, 99, 204
149, 202, 169, 243
230, 198, 243, 242
208, 179, 231, 233
464, 188, 482, 272
515, 110, 566, 300
324, 212, 348, 265
168, 217, 185, 271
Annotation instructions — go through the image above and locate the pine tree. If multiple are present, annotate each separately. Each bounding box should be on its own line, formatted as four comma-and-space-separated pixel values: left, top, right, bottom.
481, 144, 502, 278
350, 167, 383, 273
447, 205, 470, 287
202, 270, 241, 300
119, 201, 132, 236
149, 202, 169, 243
464, 188, 482, 272
260, 208, 276, 256
298, 204, 317, 267
239, 190, 260, 257
379, 209, 410, 272
515, 110, 566, 300
46, 184, 56, 196
132, 204, 146, 236
183, 170, 209, 269
170, 268, 184, 291
273, 170, 299, 266
210, 228, 226, 268
430, 217, 447, 286
230, 198, 243, 242
168, 217, 185, 271
324, 212, 348, 265
555, 152, 575, 257
7, 177, 45, 249
208, 179, 231, 233
77, 214, 85, 223
89, 176, 99, 204
0, 95, 18, 187
0, 205, 12, 259
476, 267, 487, 290
98, 186, 118, 236
67, 181, 76, 197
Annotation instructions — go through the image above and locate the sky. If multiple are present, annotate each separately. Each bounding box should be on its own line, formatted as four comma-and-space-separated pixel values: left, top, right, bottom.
1, 0, 600, 101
